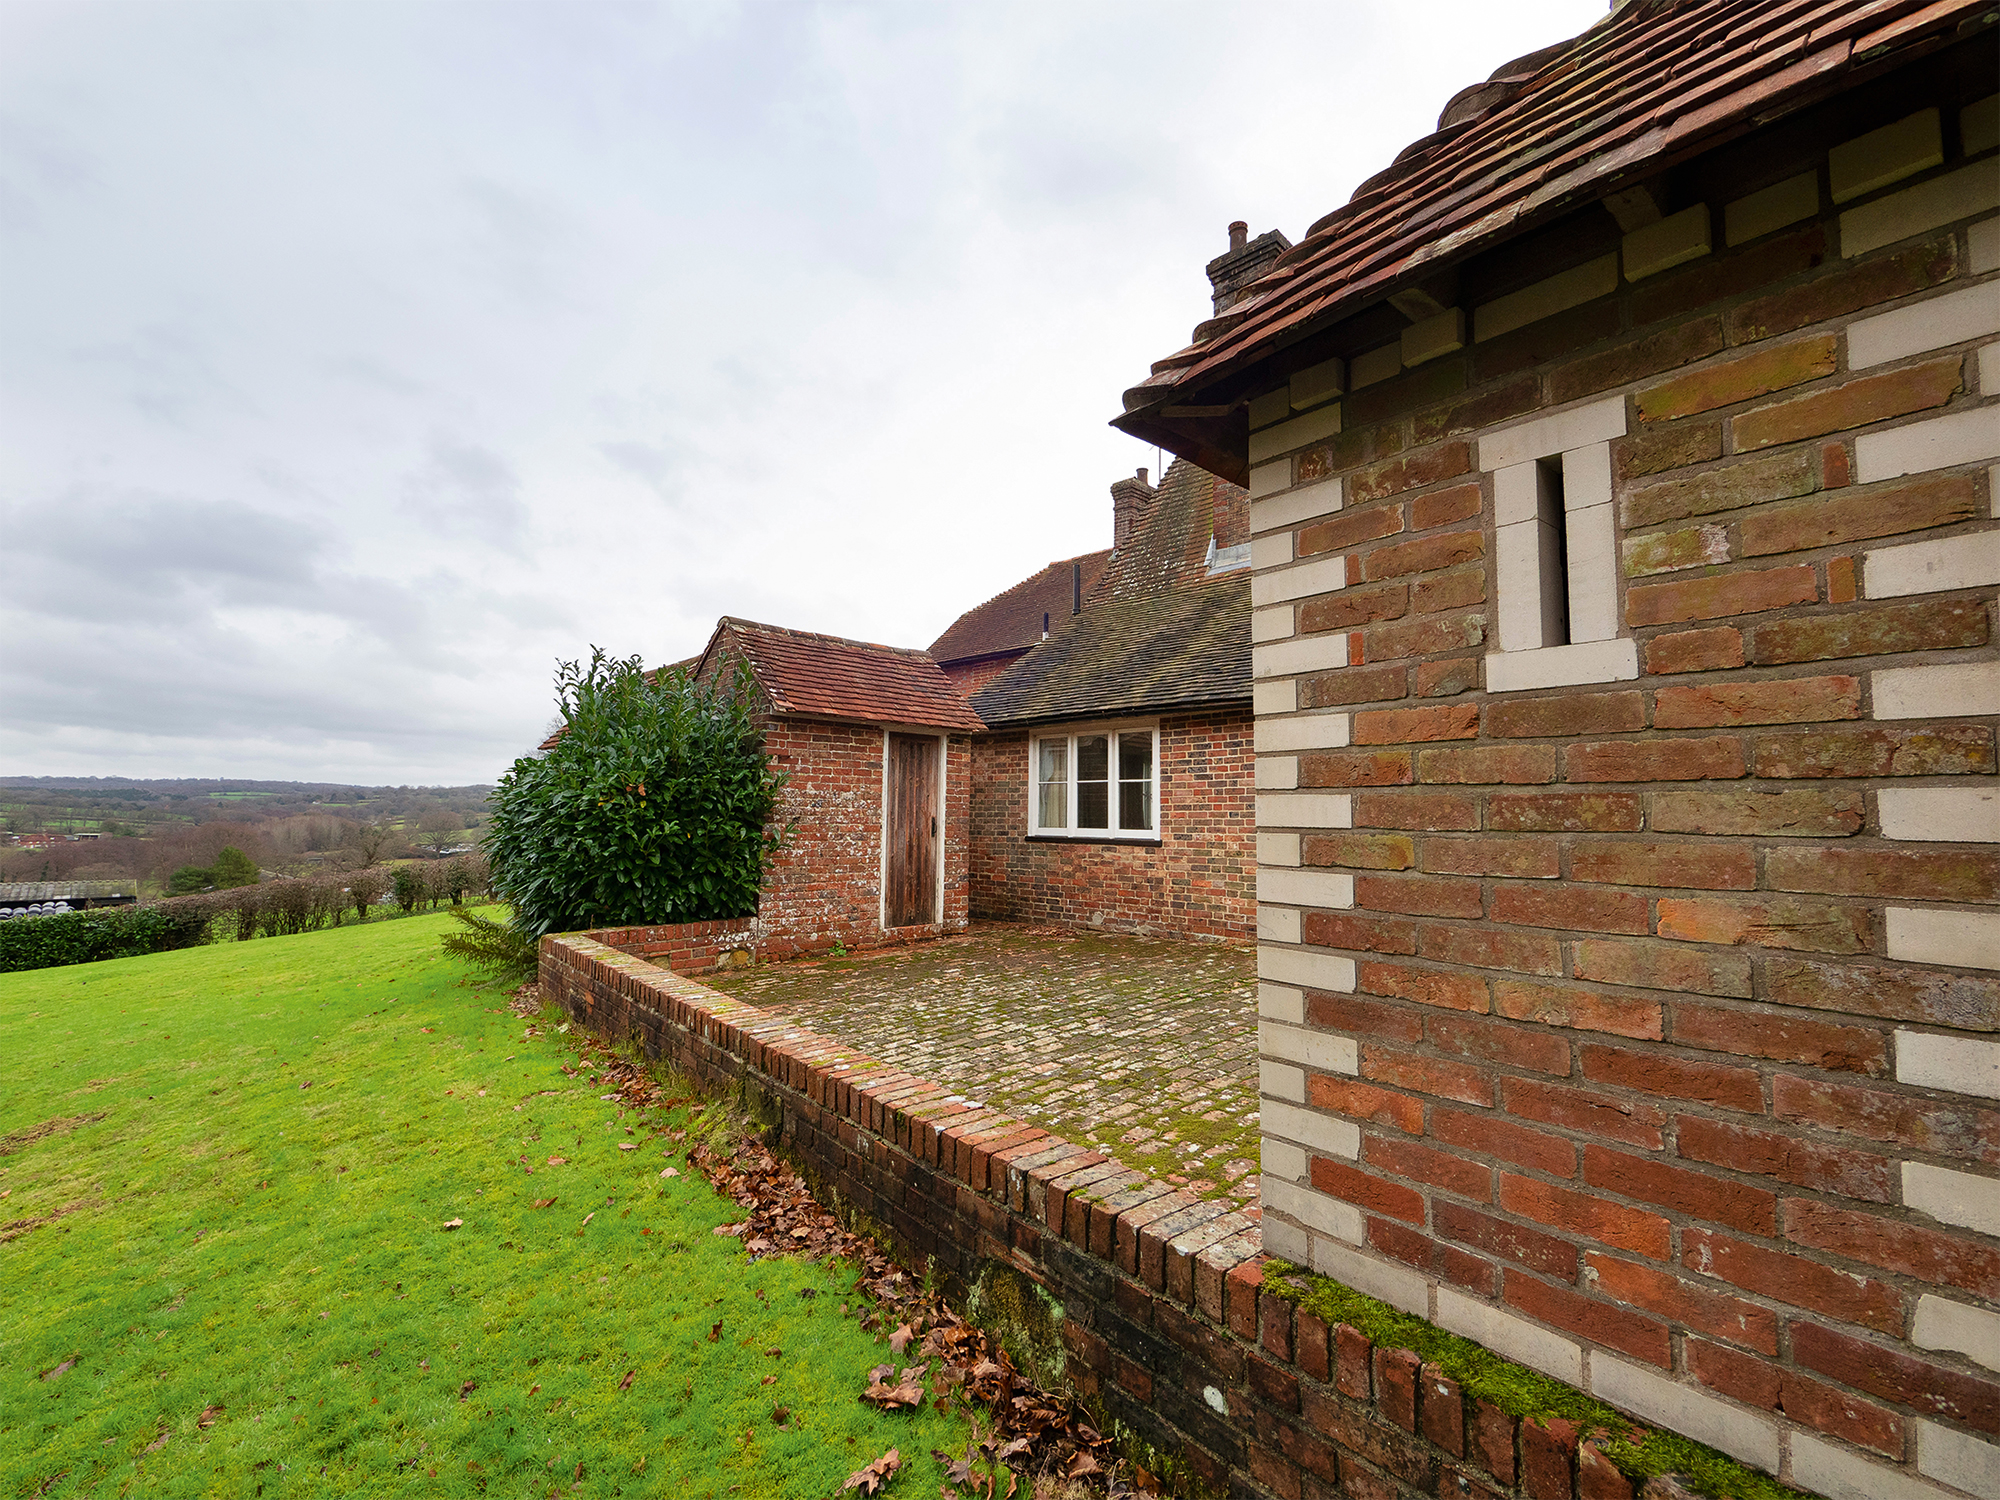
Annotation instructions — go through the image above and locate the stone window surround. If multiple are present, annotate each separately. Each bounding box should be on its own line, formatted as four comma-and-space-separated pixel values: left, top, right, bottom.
1026, 720, 1162, 843
1482, 393, 1642, 694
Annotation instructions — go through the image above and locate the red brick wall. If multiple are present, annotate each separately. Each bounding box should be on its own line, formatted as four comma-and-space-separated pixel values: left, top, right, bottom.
589, 717, 972, 971
1246, 76, 1998, 1495
969, 706, 1255, 940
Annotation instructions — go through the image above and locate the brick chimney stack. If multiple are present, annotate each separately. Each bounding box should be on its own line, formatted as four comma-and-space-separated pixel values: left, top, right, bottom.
1206, 220, 1293, 315
1110, 467, 1155, 552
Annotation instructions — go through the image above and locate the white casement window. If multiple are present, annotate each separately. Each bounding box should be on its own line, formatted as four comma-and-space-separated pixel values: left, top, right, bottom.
1482, 395, 1641, 693
1030, 724, 1159, 839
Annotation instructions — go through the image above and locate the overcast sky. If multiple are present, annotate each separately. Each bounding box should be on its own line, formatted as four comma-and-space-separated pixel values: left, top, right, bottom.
1, 0, 1606, 786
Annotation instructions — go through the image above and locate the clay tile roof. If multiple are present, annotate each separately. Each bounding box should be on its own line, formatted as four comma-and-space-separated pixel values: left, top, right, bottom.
970, 575, 1249, 729
928, 549, 1113, 666
1114, 0, 1992, 481
708, 618, 986, 733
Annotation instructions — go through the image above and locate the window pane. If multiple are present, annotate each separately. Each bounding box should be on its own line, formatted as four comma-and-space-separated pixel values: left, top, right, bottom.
1038, 781, 1067, 829
1119, 731, 1154, 832
1034, 739, 1066, 830
1075, 735, 1109, 828
1077, 782, 1109, 828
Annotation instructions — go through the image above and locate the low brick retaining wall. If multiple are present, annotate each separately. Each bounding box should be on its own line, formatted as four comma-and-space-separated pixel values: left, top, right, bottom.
543, 929, 1688, 1499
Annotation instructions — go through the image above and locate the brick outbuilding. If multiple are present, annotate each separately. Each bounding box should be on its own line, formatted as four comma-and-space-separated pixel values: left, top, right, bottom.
1117, 2, 1999, 1495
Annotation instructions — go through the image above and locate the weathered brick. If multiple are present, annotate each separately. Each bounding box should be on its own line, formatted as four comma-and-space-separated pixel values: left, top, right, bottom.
1492, 979, 1663, 1041
1790, 1320, 2000, 1435
1687, 1338, 1906, 1456
1623, 523, 1732, 577
1413, 375, 1541, 445
1363, 1044, 1494, 1107
1655, 895, 1871, 954
1734, 355, 1963, 450
1303, 910, 1417, 956
1354, 703, 1478, 745
1635, 335, 1836, 421
1308, 990, 1427, 1044
1580, 1044, 1762, 1112
1826, 552, 1857, 602
1567, 839, 1756, 890
1299, 662, 1408, 708
1299, 748, 1414, 787
1735, 471, 1978, 557
1420, 836, 1560, 878
1429, 1012, 1572, 1077
1418, 923, 1565, 979
1503, 1076, 1667, 1149
1433, 1104, 1579, 1175
1521, 1415, 1579, 1500
1469, 1399, 1519, 1485
1772, 1074, 2000, 1163
1294, 1307, 1330, 1382
1572, 938, 1753, 998
1299, 504, 1404, 556
1676, 1006, 1885, 1079
1583, 1251, 1777, 1354
1751, 723, 1994, 778
1348, 442, 1474, 504
1786, 1199, 2000, 1302
1416, 653, 1482, 697
1413, 566, 1486, 615
1350, 943, 1490, 1008
1486, 692, 1645, 738
1419, 1362, 1467, 1459
1683, 1227, 1905, 1332
1584, 1143, 1776, 1233
1303, 831, 1415, 870
1578, 1440, 1638, 1500
1491, 882, 1650, 934
1335, 1322, 1373, 1400
1654, 674, 1860, 727
1417, 743, 1558, 784
1563, 736, 1745, 781
1548, 316, 1725, 406
1298, 422, 1404, 484
1366, 1134, 1492, 1200
1675, 1112, 1894, 1199
1630, 223, 1827, 328
1363, 529, 1484, 583
1613, 419, 1722, 482
1412, 482, 1483, 531
1488, 792, 1642, 832
1309, 1073, 1426, 1134
1505, 1270, 1672, 1367
1766, 845, 2000, 903
1311, 1155, 1427, 1223
1765, 956, 2000, 1029
1626, 565, 1818, 627
1728, 233, 1957, 344
1500, 1173, 1670, 1258
1300, 581, 1408, 632
1649, 787, 1862, 837
1355, 872, 1484, 917
1622, 448, 1818, 527
1368, 611, 1485, 658
1749, 596, 1988, 665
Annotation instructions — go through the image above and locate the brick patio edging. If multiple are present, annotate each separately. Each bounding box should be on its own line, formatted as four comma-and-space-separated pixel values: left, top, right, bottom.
541, 929, 1656, 1500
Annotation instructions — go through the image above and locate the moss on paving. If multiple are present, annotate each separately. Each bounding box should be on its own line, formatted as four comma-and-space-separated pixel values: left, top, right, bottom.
1261, 1263, 1811, 1500
0, 911, 971, 1497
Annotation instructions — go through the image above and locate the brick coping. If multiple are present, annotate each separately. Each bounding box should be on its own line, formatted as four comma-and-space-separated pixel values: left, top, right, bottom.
539, 926, 1743, 1499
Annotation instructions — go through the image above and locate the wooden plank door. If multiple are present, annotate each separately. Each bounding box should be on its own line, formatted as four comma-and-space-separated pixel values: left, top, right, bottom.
885, 734, 939, 929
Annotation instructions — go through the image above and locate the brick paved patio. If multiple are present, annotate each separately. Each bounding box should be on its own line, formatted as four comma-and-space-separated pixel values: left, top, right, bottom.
702, 922, 1261, 1213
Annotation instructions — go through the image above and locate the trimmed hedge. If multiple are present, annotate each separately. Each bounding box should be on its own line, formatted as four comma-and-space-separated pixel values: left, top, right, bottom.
0, 904, 214, 974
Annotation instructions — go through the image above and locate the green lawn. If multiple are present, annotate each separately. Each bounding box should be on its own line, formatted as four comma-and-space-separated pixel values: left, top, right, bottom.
0, 911, 970, 1497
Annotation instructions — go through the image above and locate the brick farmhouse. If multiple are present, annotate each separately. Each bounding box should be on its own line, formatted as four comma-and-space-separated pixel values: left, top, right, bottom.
1114, 1, 1999, 1495
942, 458, 1257, 940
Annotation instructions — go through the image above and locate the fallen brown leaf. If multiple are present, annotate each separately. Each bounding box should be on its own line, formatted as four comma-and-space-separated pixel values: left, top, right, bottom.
440, 1218, 463, 1231
707, 1321, 722, 1343
38, 1356, 78, 1382
841, 1448, 902, 1496
617, 1370, 635, 1391
889, 1323, 915, 1355
143, 1432, 169, 1454
616, 1142, 636, 1151
531, 1198, 555, 1209
197, 1405, 223, 1429
458, 1380, 477, 1401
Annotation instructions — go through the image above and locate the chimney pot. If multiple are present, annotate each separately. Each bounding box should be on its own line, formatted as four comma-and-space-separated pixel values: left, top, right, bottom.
1137, 468, 1148, 485
1228, 220, 1248, 251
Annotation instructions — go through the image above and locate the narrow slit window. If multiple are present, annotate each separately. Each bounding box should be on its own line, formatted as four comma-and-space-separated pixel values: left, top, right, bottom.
1534, 456, 1570, 649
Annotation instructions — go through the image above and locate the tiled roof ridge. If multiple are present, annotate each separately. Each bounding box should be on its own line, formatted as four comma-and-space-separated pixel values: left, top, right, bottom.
709, 616, 987, 732
1117, 0, 1990, 447
719, 616, 939, 663
928, 548, 1115, 662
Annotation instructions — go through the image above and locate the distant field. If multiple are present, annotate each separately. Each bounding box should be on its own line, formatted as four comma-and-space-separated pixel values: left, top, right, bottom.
0, 913, 969, 1497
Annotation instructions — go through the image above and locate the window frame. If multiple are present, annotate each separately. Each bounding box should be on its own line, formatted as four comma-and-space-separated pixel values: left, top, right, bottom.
1026, 720, 1162, 843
